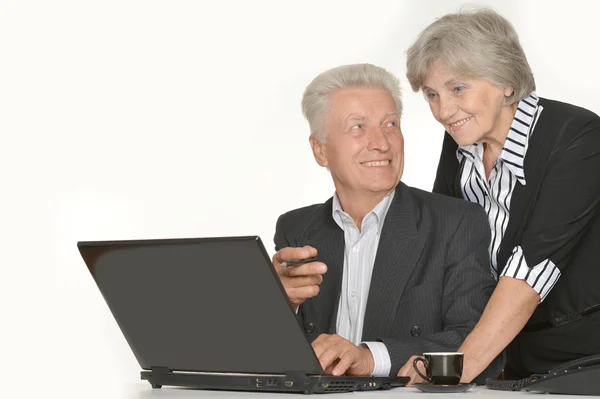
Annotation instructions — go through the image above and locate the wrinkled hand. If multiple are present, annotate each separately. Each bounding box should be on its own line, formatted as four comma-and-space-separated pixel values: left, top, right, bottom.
397, 355, 426, 386
273, 246, 327, 308
312, 334, 374, 376
459, 355, 482, 383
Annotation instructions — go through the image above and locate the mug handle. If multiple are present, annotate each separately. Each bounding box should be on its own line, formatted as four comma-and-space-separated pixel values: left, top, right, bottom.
413, 357, 432, 383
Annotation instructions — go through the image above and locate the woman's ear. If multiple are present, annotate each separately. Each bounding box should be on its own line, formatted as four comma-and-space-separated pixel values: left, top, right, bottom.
309, 136, 328, 167
504, 86, 515, 99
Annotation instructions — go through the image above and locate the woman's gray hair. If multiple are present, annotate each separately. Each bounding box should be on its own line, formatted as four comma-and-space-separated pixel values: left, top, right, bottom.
406, 7, 535, 104
302, 63, 402, 143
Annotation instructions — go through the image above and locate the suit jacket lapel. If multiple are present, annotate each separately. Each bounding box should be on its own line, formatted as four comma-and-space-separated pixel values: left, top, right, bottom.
362, 183, 427, 340
304, 199, 345, 334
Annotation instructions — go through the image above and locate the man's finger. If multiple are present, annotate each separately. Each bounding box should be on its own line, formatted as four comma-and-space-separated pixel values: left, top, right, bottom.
332, 351, 355, 376
273, 246, 318, 264
311, 334, 332, 358
282, 274, 323, 288
286, 285, 320, 301
301, 245, 318, 258
284, 261, 327, 276
318, 347, 342, 372
323, 360, 339, 375
311, 333, 330, 346
312, 334, 341, 360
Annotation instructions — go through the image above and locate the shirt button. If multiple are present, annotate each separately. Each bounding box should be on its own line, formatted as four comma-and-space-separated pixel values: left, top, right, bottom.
352, 247, 359, 253
351, 291, 356, 297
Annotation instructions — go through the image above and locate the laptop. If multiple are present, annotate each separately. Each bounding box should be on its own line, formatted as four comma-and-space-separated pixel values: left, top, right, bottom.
78, 236, 409, 394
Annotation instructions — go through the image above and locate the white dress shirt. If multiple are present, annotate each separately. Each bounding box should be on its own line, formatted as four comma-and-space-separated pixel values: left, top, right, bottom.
331, 190, 394, 377
457, 92, 561, 301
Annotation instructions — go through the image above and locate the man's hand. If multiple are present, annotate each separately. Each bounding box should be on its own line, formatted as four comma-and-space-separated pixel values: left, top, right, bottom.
312, 334, 374, 376
397, 355, 426, 386
273, 246, 327, 308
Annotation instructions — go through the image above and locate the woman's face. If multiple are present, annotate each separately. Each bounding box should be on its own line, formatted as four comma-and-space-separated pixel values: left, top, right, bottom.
422, 59, 515, 146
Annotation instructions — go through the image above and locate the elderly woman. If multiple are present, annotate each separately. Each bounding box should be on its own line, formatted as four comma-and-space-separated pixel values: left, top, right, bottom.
400, 8, 600, 383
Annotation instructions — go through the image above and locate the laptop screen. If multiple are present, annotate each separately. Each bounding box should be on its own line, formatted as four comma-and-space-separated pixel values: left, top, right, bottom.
78, 236, 323, 375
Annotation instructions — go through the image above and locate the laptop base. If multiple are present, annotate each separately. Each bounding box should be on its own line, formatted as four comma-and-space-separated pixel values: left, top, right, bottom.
522, 364, 600, 395
141, 367, 409, 394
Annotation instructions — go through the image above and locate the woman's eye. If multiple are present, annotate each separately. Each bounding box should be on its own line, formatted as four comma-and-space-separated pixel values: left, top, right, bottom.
351, 124, 364, 130
426, 91, 437, 99
454, 86, 465, 93
386, 121, 397, 127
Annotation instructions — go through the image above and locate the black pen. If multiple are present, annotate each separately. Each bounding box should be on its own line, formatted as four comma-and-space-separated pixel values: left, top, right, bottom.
280, 257, 318, 267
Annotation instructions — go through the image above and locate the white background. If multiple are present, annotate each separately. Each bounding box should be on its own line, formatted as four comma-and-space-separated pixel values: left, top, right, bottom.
2, 1, 599, 398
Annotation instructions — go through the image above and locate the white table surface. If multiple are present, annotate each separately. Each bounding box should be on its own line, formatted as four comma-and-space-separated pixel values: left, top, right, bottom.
128, 384, 590, 399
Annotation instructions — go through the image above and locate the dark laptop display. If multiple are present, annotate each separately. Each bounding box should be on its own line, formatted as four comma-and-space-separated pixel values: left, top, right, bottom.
78, 236, 408, 394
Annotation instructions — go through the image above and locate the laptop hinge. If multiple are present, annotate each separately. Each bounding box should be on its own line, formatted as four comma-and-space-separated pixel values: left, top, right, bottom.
285, 371, 307, 380
150, 366, 171, 375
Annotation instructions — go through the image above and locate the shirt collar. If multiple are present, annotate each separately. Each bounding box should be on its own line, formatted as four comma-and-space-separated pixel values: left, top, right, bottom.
456, 92, 539, 185
332, 189, 395, 234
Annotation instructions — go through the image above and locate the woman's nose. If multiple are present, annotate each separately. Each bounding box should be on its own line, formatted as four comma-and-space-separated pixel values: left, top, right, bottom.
438, 95, 458, 121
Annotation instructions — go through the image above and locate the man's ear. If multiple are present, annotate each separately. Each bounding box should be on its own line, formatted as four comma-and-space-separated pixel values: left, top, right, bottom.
309, 136, 328, 167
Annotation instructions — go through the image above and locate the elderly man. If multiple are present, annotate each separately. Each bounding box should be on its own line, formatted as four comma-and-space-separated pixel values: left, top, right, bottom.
272, 64, 502, 380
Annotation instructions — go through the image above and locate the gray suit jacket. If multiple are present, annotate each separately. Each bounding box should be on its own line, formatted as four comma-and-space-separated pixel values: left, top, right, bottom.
274, 182, 503, 380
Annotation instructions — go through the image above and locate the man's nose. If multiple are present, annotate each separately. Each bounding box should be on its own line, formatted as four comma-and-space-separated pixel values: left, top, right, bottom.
367, 127, 390, 151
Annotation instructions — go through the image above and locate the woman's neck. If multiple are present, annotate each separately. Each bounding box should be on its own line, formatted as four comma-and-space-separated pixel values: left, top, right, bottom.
481, 102, 519, 178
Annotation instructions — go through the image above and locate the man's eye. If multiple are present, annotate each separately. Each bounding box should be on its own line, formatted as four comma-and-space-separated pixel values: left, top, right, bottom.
385, 121, 397, 127
454, 86, 465, 93
351, 124, 364, 130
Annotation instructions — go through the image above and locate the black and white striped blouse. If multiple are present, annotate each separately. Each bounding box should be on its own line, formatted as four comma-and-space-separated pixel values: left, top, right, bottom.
456, 93, 560, 301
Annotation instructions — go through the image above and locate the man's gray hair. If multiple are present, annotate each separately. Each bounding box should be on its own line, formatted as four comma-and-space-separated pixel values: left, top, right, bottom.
406, 7, 535, 104
302, 63, 402, 143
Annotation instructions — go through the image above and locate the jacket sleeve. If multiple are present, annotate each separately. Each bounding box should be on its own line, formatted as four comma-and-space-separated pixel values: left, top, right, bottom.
274, 214, 291, 252
273, 213, 307, 325
519, 116, 600, 273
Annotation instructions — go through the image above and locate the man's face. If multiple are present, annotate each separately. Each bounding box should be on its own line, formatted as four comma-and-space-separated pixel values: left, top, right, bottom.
310, 86, 404, 199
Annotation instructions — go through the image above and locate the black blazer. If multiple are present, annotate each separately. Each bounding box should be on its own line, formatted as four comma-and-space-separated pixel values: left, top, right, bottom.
274, 182, 503, 379
433, 98, 600, 375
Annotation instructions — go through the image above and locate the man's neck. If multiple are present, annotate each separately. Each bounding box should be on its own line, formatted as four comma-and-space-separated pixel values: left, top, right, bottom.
335, 187, 395, 231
